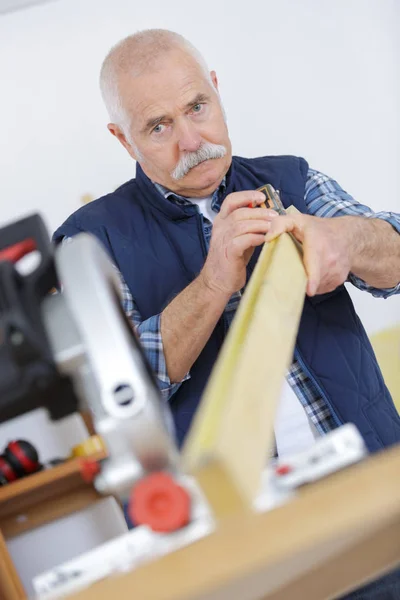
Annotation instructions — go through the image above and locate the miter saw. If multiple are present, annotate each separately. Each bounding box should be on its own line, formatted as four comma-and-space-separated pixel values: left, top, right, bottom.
0, 213, 368, 599
0, 213, 183, 526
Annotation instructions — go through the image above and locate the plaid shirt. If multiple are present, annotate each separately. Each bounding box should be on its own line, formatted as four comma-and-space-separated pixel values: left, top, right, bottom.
118, 167, 400, 435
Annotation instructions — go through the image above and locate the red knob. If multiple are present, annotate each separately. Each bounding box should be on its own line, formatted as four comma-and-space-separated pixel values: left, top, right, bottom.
275, 464, 293, 476
80, 459, 101, 483
129, 472, 191, 533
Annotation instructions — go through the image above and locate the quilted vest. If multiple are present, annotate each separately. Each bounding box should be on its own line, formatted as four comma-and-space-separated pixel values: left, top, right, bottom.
54, 155, 400, 452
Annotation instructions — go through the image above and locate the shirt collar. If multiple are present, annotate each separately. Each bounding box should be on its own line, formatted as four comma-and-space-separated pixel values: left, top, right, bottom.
153, 177, 227, 213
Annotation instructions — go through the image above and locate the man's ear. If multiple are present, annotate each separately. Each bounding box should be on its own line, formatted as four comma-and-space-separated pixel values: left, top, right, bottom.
107, 123, 138, 161
210, 70, 219, 91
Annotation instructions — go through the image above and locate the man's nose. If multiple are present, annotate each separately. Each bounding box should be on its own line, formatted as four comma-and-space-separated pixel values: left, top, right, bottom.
176, 119, 202, 153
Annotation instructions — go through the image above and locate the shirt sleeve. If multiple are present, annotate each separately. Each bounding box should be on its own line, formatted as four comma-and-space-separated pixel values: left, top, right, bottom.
304, 168, 400, 298
63, 236, 189, 401
116, 267, 191, 401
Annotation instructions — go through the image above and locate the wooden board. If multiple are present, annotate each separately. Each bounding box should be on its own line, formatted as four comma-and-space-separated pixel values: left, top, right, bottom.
0, 530, 26, 600
183, 216, 306, 517
265, 516, 400, 600
69, 444, 400, 600
0, 452, 106, 538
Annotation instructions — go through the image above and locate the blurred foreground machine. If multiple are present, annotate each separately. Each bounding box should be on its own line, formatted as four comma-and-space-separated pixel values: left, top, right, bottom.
0, 209, 400, 600
0, 214, 180, 509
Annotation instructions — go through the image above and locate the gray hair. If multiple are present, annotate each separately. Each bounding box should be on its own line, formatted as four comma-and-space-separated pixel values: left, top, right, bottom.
99, 29, 212, 136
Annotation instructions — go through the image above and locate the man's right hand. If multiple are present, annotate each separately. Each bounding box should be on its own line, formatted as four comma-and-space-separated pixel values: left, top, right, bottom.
162, 191, 279, 382
200, 190, 279, 295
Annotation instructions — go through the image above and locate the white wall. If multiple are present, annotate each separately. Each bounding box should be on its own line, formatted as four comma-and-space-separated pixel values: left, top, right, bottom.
0, 0, 55, 16
0, 0, 399, 333
0, 0, 399, 589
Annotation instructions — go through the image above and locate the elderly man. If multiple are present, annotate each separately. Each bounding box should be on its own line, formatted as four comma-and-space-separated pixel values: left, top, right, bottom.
54, 28, 400, 599
55, 29, 400, 445
55, 27, 400, 448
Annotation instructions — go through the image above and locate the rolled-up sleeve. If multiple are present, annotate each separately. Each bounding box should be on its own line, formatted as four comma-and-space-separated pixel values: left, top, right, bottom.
118, 269, 190, 401
305, 168, 400, 298
63, 236, 190, 400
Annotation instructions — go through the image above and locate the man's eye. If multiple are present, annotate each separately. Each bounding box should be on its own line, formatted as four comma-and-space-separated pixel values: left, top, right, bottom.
153, 124, 165, 134
192, 103, 203, 113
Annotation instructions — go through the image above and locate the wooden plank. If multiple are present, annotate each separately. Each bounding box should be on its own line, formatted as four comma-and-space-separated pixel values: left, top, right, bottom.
0, 530, 25, 600
0, 453, 106, 537
183, 216, 306, 516
1, 486, 101, 539
68, 445, 400, 600
265, 516, 400, 600
79, 411, 97, 436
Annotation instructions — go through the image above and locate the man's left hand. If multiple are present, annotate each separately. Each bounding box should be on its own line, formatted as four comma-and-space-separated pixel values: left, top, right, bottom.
265, 213, 354, 297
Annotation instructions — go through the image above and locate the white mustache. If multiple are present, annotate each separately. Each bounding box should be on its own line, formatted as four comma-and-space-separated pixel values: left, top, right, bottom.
171, 142, 227, 180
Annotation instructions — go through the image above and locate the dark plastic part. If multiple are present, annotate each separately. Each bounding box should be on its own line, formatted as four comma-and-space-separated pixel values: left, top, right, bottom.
0, 214, 79, 423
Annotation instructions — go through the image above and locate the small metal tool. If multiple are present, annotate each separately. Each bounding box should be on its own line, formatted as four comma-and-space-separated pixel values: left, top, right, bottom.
257, 184, 287, 215
256, 184, 303, 254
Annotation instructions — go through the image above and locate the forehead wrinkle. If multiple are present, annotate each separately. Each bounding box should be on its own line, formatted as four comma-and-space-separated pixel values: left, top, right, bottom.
139, 81, 206, 126
121, 60, 214, 133
129, 95, 167, 132
177, 75, 214, 108
134, 73, 195, 114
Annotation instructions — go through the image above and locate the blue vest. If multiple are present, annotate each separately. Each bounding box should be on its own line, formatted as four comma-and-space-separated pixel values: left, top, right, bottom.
54, 155, 400, 453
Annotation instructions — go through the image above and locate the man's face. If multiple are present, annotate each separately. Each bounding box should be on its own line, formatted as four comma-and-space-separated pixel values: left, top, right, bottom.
110, 49, 232, 197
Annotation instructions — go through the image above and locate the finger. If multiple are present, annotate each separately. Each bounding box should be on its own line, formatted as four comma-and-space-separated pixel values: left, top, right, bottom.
231, 207, 279, 222
219, 190, 266, 218
264, 215, 297, 242
231, 219, 275, 238
230, 233, 266, 257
